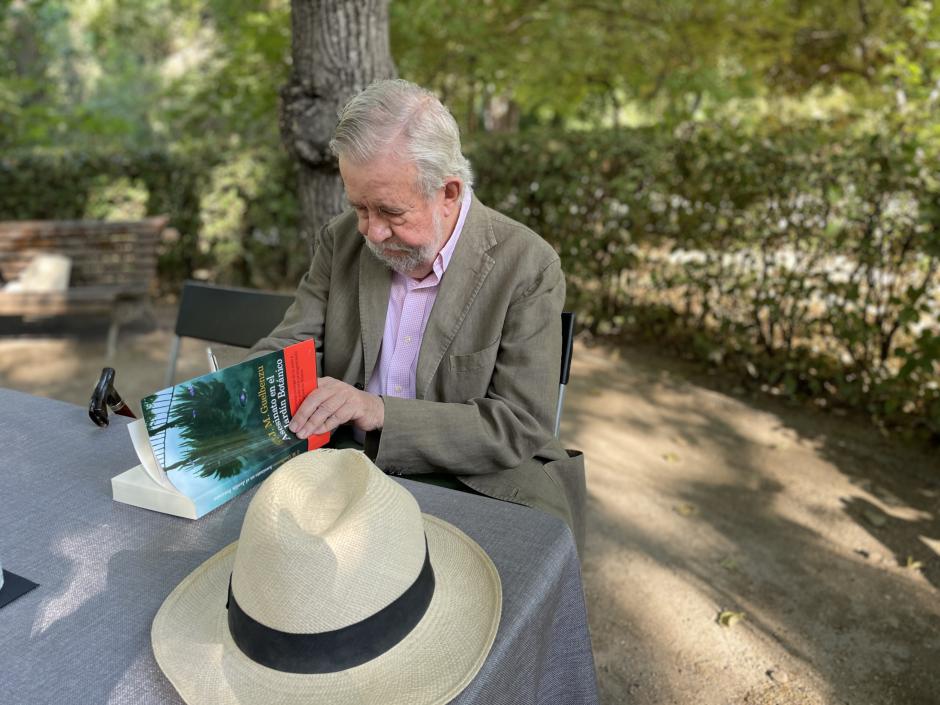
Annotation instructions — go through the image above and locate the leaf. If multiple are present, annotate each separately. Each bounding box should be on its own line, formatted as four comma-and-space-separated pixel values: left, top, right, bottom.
905, 556, 924, 570
718, 610, 746, 627
662, 452, 681, 463
863, 509, 887, 527
674, 502, 698, 517
719, 556, 739, 571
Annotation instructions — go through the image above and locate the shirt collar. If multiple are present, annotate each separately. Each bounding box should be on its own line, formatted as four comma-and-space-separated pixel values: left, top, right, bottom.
434, 187, 472, 277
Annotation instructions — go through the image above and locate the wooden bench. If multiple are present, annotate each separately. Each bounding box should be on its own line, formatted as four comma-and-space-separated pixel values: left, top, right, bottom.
0, 217, 167, 359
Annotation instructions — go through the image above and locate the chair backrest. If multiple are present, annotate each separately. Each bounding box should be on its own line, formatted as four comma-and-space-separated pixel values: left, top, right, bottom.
174, 280, 294, 347
165, 281, 294, 386
554, 311, 575, 438
560, 312, 575, 385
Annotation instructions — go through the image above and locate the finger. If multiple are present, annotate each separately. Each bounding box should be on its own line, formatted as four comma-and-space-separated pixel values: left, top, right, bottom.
308, 396, 357, 435
295, 384, 355, 438
288, 378, 339, 433
302, 397, 344, 436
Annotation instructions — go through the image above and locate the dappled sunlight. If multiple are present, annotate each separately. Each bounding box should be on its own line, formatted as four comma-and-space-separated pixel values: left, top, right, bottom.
565, 340, 940, 704
31, 525, 112, 636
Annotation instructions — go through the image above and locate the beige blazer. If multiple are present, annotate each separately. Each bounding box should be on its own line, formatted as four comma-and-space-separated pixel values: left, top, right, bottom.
250, 198, 585, 550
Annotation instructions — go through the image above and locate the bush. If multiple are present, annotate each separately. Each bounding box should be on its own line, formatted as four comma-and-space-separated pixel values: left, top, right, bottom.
469, 125, 940, 441
0, 150, 202, 286
0, 148, 306, 290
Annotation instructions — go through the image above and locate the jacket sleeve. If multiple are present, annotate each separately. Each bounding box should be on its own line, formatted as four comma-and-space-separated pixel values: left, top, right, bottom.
372, 257, 564, 475
246, 223, 334, 365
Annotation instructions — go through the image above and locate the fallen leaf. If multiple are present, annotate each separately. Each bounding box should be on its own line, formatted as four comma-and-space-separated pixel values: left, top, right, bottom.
718, 610, 746, 627
863, 509, 887, 527
674, 503, 698, 517
662, 452, 680, 463
719, 556, 739, 571
905, 556, 924, 570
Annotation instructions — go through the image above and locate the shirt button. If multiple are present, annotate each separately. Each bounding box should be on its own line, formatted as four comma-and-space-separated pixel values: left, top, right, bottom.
394, 385, 402, 394
404, 336, 412, 344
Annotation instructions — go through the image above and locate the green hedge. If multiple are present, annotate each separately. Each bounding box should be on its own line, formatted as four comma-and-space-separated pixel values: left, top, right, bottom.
0, 150, 202, 283
0, 148, 305, 290
469, 126, 940, 441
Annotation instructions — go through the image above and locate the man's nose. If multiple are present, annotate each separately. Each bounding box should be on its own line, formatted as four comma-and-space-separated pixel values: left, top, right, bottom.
365, 217, 391, 243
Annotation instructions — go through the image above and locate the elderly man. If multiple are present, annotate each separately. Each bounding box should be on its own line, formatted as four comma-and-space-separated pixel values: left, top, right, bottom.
250, 79, 584, 548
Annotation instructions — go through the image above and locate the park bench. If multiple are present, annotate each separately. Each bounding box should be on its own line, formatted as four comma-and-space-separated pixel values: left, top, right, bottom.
0, 217, 167, 359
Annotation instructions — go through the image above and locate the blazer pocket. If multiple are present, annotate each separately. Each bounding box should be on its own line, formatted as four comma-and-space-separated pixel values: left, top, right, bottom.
448, 339, 500, 373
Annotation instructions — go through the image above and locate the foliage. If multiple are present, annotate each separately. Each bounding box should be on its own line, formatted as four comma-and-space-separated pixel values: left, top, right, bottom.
196, 148, 306, 289
469, 125, 940, 441
0, 149, 202, 280
392, 0, 940, 131
0, 148, 304, 290
0, 0, 291, 151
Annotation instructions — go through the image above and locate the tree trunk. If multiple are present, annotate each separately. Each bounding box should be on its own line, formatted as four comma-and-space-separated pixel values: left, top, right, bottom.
281, 1, 397, 256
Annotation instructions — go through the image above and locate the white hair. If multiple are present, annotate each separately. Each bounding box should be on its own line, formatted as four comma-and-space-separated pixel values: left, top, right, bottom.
330, 79, 474, 200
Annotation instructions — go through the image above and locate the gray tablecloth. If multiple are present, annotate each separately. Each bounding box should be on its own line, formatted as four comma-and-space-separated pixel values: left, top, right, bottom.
0, 389, 597, 704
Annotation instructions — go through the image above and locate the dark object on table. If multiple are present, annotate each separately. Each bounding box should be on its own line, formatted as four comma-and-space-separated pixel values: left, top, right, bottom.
89, 367, 137, 427
0, 570, 39, 609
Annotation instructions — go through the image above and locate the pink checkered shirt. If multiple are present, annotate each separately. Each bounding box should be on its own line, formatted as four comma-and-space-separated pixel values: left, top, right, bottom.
366, 189, 473, 400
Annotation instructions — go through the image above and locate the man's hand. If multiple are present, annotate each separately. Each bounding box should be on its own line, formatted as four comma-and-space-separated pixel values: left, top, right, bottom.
288, 377, 384, 439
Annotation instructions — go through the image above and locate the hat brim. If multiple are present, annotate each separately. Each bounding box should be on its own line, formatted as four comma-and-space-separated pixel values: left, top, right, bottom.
152, 514, 501, 705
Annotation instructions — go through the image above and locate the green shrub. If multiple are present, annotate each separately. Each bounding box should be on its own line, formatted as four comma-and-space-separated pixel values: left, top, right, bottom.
469, 125, 940, 442
0, 150, 202, 285
0, 148, 304, 290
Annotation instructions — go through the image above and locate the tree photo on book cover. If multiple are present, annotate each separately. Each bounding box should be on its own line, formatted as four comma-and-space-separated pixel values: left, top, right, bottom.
141, 353, 301, 498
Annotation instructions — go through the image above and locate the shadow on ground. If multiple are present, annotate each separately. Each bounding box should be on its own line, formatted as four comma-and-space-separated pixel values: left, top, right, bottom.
563, 342, 939, 705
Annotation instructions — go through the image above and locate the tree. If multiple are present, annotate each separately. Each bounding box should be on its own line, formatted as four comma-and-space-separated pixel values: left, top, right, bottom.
280, 0, 397, 252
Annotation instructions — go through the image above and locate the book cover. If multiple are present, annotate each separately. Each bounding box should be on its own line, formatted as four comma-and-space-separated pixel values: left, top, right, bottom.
127, 339, 327, 517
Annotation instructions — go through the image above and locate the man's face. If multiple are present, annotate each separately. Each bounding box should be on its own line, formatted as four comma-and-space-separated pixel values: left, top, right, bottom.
339, 152, 449, 279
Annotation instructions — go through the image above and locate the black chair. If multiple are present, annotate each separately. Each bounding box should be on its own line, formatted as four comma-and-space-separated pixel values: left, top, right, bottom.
554, 311, 575, 438
164, 281, 294, 386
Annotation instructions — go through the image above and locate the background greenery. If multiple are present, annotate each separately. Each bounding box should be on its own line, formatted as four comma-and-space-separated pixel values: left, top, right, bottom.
1, 0, 938, 440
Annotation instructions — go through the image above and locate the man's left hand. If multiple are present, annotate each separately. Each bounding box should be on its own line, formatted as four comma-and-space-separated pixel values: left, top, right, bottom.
288, 377, 384, 438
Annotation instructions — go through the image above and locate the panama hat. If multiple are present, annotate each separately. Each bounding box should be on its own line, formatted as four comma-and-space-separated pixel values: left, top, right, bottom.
152, 449, 501, 705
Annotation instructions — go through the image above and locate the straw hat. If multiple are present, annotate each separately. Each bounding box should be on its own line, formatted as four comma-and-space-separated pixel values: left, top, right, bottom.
152, 449, 502, 705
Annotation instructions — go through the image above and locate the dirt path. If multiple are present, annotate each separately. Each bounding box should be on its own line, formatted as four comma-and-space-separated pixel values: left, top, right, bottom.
567, 343, 939, 705
1, 314, 937, 705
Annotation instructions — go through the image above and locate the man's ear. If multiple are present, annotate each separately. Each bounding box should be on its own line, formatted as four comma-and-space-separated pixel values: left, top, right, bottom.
441, 178, 463, 217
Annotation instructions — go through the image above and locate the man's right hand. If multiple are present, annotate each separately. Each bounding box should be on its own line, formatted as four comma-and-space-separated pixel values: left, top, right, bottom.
288, 377, 385, 439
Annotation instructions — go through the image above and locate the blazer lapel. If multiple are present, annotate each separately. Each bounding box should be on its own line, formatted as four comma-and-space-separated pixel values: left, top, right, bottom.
416, 199, 496, 398
359, 245, 391, 386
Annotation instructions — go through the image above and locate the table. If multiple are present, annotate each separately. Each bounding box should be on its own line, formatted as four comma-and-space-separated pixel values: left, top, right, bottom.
0, 389, 598, 704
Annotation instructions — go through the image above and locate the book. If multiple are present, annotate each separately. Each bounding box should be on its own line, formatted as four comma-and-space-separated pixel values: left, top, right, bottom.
111, 340, 328, 518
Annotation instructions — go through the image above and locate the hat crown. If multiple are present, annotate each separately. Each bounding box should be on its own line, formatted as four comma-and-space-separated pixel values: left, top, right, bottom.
231, 450, 426, 633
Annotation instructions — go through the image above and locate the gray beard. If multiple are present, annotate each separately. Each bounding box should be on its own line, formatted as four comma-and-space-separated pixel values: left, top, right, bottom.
365, 211, 446, 276
365, 239, 435, 275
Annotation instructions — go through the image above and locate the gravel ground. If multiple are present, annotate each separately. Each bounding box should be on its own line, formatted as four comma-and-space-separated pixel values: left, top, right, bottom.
1, 308, 937, 705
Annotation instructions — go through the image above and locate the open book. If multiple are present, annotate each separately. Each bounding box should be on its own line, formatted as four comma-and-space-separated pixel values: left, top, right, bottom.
111, 340, 328, 518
